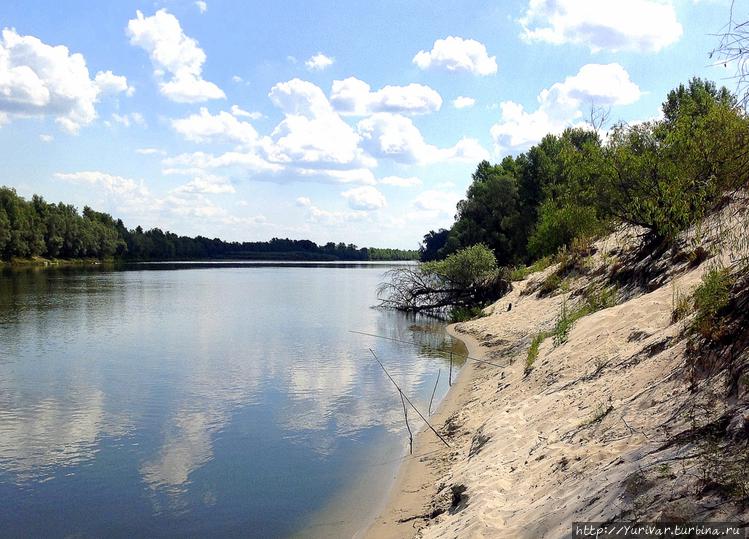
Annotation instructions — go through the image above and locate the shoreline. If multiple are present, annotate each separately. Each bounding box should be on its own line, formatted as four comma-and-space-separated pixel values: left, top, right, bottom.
363, 322, 486, 538
0, 257, 109, 269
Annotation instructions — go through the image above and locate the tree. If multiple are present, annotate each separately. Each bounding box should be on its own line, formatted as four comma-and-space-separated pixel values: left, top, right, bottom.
419, 229, 450, 261
0, 208, 10, 256
378, 244, 509, 315
448, 161, 524, 265
603, 85, 749, 242
662, 77, 735, 124
527, 201, 601, 258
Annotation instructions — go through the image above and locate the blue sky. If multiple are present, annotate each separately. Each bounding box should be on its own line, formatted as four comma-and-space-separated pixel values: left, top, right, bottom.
0, 0, 735, 248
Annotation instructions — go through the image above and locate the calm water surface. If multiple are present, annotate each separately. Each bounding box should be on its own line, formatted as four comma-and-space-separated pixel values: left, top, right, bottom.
0, 263, 464, 538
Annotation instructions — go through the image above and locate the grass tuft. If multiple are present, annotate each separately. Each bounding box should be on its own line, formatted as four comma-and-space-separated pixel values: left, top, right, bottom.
509, 256, 553, 281
525, 331, 552, 374
691, 266, 734, 340
450, 305, 487, 323
671, 283, 692, 323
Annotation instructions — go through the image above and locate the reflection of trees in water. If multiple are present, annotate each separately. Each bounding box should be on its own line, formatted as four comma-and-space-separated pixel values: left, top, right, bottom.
371, 310, 468, 368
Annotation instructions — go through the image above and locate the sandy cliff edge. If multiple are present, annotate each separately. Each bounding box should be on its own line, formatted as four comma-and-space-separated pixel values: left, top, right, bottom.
365, 199, 749, 538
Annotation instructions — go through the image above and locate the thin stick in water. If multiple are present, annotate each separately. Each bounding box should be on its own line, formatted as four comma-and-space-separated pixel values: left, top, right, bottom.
399, 390, 413, 454
368, 349, 451, 448
428, 369, 441, 416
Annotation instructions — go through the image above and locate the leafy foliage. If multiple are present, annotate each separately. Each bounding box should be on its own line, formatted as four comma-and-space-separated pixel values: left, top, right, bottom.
525, 331, 551, 374
450, 305, 487, 323
509, 256, 553, 281
0, 187, 126, 260
528, 202, 602, 259
692, 267, 734, 340
422, 243, 498, 288
378, 244, 509, 315
443, 161, 524, 265
419, 228, 450, 262
604, 79, 749, 242
423, 78, 749, 267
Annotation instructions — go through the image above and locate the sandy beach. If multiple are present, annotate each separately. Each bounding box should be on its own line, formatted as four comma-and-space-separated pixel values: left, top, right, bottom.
366, 202, 749, 538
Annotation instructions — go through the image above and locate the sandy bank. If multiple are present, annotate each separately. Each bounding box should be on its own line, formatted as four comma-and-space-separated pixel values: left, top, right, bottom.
366, 198, 749, 538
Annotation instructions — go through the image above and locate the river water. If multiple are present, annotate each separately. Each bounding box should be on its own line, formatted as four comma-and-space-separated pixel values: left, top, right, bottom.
0, 262, 464, 538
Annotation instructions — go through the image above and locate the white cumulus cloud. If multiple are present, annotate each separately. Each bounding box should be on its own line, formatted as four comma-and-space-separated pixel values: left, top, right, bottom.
195, 1, 207, 14
54, 171, 150, 199
452, 96, 476, 109
164, 78, 484, 188
162, 150, 281, 176
490, 63, 641, 154
55, 170, 258, 229
519, 0, 683, 53
305, 53, 334, 71
230, 105, 262, 120
95, 70, 134, 97
341, 185, 386, 211
0, 29, 127, 133
296, 196, 367, 225
379, 176, 422, 187
330, 77, 442, 115
413, 36, 497, 75
136, 147, 165, 155
110, 112, 146, 127
357, 112, 488, 164
173, 175, 235, 194
266, 78, 364, 166
409, 189, 461, 221
172, 107, 259, 145
127, 9, 225, 103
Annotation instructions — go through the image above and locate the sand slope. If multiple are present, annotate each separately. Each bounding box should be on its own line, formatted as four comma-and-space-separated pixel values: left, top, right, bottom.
367, 201, 749, 538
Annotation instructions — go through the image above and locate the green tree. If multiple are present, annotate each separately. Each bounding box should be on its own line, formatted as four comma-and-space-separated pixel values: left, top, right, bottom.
0, 208, 10, 256
662, 77, 735, 124
448, 161, 523, 265
419, 229, 450, 261
604, 80, 749, 242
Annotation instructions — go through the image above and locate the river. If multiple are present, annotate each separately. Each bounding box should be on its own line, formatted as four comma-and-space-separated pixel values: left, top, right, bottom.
0, 262, 464, 538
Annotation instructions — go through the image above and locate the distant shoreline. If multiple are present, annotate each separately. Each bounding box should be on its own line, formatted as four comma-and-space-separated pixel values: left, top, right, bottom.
0, 257, 109, 269
0, 257, 419, 270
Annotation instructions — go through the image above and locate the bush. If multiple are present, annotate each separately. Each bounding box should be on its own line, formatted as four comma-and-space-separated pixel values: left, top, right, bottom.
604, 80, 749, 243
538, 273, 563, 296
422, 243, 498, 288
692, 267, 733, 339
551, 288, 616, 347
528, 201, 602, 259
450, 305, 486, 322
583, 285, 617, 312
378, 244, 508, 315
553, 300, 574, 346
671, 284, 692, 323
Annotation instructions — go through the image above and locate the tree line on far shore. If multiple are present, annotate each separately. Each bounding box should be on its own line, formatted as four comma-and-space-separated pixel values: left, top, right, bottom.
0, 190, 418, 262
